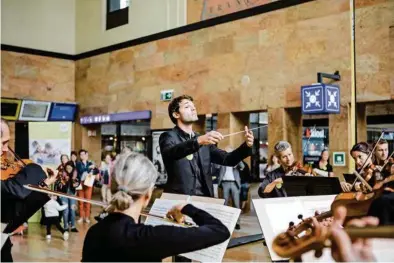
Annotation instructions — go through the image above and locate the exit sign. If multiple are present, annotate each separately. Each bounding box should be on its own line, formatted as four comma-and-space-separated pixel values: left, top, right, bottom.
161, 90, 174, 101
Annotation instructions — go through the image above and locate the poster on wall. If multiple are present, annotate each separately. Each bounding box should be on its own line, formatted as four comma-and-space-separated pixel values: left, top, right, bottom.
29, 122, 72, 168
152, 131, 168, 186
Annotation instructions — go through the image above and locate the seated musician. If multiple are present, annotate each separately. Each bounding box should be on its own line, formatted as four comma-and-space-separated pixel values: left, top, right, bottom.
340, 142, 394, 225
82, 152, 230, 262
1, 118, 57, 262
373, 139, 390, 178
258, 141, 307, 198
341, 142, 384, 193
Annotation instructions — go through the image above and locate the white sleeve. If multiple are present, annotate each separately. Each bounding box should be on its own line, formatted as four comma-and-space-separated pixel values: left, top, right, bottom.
56, 202, 68, 211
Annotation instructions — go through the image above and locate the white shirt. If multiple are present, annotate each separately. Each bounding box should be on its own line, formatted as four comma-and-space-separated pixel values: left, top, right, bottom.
222, 166, 235, 181
44, 199, 68, 217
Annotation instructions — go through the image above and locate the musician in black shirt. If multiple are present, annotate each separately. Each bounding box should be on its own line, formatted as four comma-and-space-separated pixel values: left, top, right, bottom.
1, 118, 57, 262
82, 152, 230, 262
258, 141, 306, 198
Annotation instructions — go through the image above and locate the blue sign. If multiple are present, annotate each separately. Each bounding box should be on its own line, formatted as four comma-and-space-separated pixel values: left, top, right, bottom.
80, 110, 151, 125
301, 84, 340, 114
48, 103, 77, 121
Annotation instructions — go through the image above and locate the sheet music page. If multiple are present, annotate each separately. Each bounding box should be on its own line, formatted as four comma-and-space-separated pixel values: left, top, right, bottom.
144, 199, 186, 226
300, 195, 336, 219
180, 201, 241, 262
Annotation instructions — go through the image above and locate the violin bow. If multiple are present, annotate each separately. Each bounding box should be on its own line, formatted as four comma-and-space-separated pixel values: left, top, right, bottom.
351, 130, 385, 188
23, 184, 193, 227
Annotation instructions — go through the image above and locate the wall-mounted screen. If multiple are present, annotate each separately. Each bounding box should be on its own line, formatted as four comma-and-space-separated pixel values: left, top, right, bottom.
1, 98, 22, 120
48, 103, 77, 121
19, 100, 52, 121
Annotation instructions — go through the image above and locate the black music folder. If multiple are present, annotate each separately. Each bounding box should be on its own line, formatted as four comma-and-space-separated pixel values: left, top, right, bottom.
283, 176, 341, 197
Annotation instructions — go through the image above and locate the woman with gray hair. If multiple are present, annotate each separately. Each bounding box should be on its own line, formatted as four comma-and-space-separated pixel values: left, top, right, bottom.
82, 152, 230, 262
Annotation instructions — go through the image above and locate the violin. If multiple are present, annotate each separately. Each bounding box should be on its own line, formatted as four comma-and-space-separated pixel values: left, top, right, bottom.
272, 219, 394, 259
286, 162, 316, 176
1, 147, 33, 180
1, 146, 57, 181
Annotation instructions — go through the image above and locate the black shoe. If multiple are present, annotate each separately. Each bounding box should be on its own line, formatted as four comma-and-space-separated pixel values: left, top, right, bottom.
235, 224, 241, 230
71, 228, 78, 233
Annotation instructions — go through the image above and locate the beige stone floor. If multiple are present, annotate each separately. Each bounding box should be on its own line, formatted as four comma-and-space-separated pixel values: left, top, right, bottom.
10, 183, 272, 262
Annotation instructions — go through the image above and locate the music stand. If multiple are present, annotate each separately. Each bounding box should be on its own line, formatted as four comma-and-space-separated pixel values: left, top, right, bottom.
227, 234, 264, 249
283, 176, 342, 197
343, 173, 356, 183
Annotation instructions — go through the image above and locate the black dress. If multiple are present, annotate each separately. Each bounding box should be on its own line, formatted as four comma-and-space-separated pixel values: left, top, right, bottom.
82, 204, 230, 262
1, 163, 50, 262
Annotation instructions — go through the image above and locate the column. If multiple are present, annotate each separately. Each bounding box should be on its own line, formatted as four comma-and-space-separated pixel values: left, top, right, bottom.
267, 108, 302, 162
217, 112, 249, 151
75, 123, 102, 164
329, 104, 353, 180
356, 103, 367, 142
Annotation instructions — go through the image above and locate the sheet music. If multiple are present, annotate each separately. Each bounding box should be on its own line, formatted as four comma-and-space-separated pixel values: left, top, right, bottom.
181, 201, 240, 262
301, 197, 336, 218
145, 199, 185, 225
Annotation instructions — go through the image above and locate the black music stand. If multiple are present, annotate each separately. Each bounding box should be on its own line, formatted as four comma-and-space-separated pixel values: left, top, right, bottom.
283, 176, 342, 196
227, 233, 264, 249
343, 173, 356, 183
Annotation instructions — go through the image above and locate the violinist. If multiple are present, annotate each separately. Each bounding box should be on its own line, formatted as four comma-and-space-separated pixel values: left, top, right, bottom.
82, 152, 230, 262
340, 142, 383, 193
1, 118, 57, 262
373, 139, 390, 178
374, 139, 389, 167
55, 161, 80, 232
258, 141, 307, 198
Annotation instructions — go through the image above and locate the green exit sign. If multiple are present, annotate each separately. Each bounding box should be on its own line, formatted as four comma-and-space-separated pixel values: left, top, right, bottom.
161, 90, 173, 101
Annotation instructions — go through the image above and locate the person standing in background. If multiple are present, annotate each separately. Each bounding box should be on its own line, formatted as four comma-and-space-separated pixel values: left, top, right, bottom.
76, 149, 95, 224
264, 155, 280, 176
312, 149, 334, 177
239, 160, 251, 210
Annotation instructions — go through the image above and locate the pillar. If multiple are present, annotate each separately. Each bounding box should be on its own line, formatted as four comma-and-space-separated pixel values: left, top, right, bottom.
267, 108, 302, 162
193, 115, 206, 134
75, 123, 102, 164
356, 103, 367, 142
217, 112, 249, 152
329, 104, 353, 181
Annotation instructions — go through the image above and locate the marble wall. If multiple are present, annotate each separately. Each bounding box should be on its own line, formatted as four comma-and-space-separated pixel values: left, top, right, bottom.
1, 51, 76, 150
76, 0, 357, 130
1, 51, 75, 101
2, 0, 393, 168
